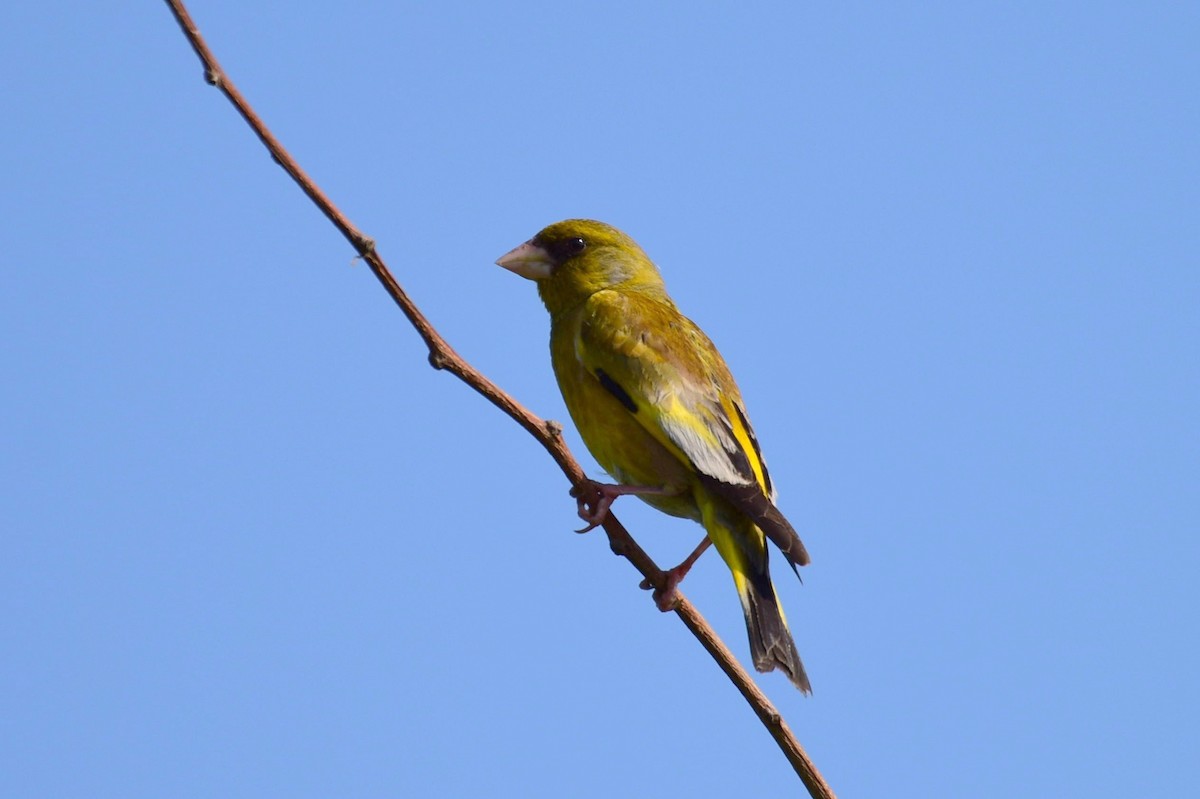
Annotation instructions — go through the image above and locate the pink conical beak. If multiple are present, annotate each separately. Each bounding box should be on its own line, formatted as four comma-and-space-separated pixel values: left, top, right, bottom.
495, 240, 554, 280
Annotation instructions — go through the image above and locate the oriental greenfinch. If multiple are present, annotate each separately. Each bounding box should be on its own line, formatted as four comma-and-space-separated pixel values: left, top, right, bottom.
497, 219, 811, 693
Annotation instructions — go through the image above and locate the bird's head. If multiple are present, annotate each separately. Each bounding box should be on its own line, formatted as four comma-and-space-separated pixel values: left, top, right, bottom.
496, 219, 665, 315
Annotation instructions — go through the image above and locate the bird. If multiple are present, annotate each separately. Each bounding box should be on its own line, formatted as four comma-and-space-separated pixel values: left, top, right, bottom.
496, 219, 812, 693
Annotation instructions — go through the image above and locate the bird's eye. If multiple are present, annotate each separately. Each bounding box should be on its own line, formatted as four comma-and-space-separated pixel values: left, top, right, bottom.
554, 237, 586, 259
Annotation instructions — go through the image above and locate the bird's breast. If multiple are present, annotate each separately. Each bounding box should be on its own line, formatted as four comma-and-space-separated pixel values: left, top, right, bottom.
549, 314, 698, 521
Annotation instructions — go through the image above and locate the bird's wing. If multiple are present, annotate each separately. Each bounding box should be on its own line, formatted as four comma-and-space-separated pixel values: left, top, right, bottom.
577, 289, 810, 569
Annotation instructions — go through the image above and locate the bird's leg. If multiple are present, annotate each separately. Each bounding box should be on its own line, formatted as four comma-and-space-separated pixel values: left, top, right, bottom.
640, 536, 713, 611
570, 479, 680, 533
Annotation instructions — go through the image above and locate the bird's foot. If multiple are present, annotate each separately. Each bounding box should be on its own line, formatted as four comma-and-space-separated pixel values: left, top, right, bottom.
651, 571, 684, 612
569, 479, 678, 533
639, 536, 713, 612
570, 480, 618, 533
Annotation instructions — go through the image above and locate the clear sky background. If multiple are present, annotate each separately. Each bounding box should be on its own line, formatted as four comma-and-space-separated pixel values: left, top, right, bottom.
2, 3, 1197, 797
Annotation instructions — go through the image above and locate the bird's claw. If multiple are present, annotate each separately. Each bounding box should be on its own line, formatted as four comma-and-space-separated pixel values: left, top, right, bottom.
638, 537, 710, 612
653, 585, 681, 612
575, 521, 600, 534
639, 570, 683, 612
570, 479, 680, 533
571, 479, 615, 533
574, 515, 604, 534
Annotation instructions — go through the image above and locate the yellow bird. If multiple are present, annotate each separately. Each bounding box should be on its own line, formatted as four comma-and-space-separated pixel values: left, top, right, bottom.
497, 219, 811, 693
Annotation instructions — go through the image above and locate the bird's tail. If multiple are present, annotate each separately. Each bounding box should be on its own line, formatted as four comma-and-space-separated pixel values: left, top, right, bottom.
737, 563, 811, 694
703, 501, 810, 693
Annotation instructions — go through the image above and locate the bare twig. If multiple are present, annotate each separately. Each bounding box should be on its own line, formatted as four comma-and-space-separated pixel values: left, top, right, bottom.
162, 3, 835, 796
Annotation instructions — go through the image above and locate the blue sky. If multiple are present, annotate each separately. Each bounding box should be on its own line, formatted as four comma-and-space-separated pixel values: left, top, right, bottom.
2, 2, 1197, 796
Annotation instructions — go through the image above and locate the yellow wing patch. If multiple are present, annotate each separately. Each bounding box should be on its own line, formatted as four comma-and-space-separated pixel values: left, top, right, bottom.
720, 395, 772, 497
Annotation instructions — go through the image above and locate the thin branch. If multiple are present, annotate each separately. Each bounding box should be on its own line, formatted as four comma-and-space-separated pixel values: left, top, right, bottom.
162, 3, 835, 796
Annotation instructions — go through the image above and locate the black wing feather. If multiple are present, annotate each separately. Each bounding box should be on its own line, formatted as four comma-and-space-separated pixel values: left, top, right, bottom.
695, 473, 811, 574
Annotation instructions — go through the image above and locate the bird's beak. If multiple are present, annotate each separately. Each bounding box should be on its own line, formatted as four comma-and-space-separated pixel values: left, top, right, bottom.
495, 240, 554, 280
